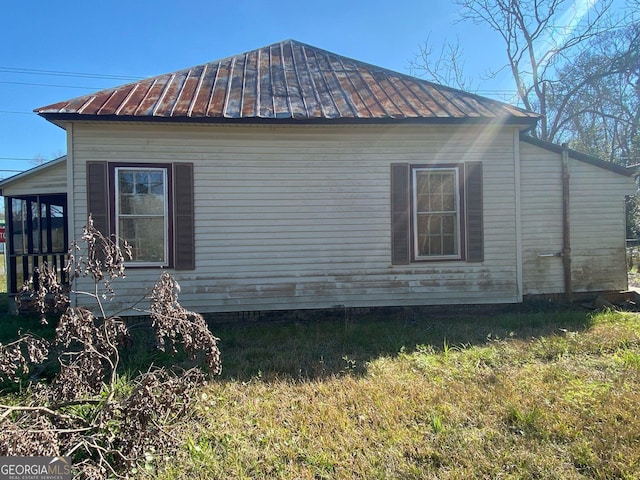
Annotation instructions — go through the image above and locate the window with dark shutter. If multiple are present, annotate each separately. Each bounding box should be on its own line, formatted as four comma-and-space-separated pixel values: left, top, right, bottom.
391, 162, 483, 264
90, 162, 196, 270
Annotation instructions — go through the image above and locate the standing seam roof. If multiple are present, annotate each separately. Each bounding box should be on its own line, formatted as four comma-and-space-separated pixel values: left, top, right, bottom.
35, 39, 540, 124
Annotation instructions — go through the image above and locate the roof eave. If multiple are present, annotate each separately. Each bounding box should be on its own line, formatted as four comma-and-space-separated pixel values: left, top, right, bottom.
37, 112, 539, 129
520, 134, 635, 177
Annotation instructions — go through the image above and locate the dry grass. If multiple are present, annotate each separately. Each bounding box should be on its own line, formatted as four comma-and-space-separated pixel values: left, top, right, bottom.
150, 309, 640, 479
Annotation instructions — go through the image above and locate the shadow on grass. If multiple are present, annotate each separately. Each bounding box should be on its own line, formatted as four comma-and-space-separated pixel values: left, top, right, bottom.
211, 303, 595, 382
0, 291, 596, 384
0, 294, 59, 343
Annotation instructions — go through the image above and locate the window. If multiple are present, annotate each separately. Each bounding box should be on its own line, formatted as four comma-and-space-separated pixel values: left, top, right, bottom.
391, 162, 483, 264
87, 162, 195, 270
413, 167, 461, 259
115, 167, 168, 265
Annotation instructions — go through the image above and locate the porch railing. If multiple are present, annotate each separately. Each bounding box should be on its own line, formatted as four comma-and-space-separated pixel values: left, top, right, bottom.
9, 253, 69, 294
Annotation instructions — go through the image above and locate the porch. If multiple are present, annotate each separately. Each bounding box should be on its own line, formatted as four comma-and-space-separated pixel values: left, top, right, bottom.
5, 194, 69, 294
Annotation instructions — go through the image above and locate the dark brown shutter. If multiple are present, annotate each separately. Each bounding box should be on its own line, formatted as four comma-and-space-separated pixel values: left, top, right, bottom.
173, 163, 195, 270
86, 162, 109, 236
465, 161, 484, 262
391, 163, 411, 265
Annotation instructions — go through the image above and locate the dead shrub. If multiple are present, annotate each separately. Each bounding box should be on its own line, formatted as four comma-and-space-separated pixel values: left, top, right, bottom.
0, 216, 221, 478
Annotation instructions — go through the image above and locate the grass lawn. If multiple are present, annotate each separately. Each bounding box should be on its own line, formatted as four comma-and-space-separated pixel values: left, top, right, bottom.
153, 307, 640, 479
1, 298, 639, 478
0, 255, 54, 343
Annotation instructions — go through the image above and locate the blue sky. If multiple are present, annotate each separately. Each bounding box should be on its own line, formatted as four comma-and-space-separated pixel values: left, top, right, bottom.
0, 0, 596, 179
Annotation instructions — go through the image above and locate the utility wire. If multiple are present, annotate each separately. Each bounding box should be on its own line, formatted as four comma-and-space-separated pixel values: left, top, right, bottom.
0, 65, 145, 91
0, 157, 50, 161
0, 65, 521, 96
0, 66, 142, 81
0, 110, 33, 115
0, 80, 106, 90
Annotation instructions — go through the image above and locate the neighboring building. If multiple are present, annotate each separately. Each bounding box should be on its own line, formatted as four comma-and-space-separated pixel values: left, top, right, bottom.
0, 40, 635, 315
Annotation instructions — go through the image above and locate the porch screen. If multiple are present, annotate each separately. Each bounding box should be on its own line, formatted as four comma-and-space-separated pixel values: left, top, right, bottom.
7, 194, 68, 293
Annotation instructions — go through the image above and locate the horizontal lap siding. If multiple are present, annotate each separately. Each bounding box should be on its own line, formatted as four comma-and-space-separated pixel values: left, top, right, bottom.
2, 161, 67, 195
520, 142, 565, 294
520, 140, 635, 295
70, 123, 519, 314
569, 160, 635, 292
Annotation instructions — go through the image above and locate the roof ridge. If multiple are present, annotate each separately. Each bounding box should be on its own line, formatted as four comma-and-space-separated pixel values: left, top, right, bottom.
35, 39, 541, 126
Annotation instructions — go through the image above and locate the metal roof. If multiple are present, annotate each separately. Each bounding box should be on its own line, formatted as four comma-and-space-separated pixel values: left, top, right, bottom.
36, 40, 540, 126
519, 135, 635, 177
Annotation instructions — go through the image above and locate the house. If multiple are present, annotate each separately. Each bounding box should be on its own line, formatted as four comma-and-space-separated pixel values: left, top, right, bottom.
0, 39, 635, 315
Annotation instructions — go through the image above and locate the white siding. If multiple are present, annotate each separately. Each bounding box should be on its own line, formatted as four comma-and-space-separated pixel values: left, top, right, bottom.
69, 122, 520, 314
520, 140, 636, 295
569, 158, 635, 292
1, 160, 67, 196
520, 142, 565, 294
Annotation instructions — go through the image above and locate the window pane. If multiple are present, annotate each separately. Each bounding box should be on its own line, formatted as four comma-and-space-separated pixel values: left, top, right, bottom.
50, 202, 66, 253
417, 215, 431, 235
442, 193, 454, 211
429, 174, 442, 195
119, 195, 133, 215
442, 215, 454, 235
120, 193, 164, 215
41, 203, 49, 254
430, 192, 443, 211
442, 174, 454, 195
117, 168, 167, 264
31, 201, 40, 254
416, 171, 458, 212
119, 172, 134, 194
413, 168, 459, 258
119, 217, 165, 263
119, 169, 165, 215
12, 199, 26, 255
135, 172, 149, 194
442, 174, 456, 211
150, 172, 164, 194
415, 173, 429, 212
430, 216, 443, 255
416, 173, 429, 193
416, 194, 429, 212
442, 234, 455, 255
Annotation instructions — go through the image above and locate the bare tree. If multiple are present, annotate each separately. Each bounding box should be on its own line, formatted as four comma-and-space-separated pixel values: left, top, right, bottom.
570, 55, 638, 162
459, 0, 617, 138
412, 0, 640, 154
31, 150, 66, 167
548, 22, 639, 162
410, 33, 479, 92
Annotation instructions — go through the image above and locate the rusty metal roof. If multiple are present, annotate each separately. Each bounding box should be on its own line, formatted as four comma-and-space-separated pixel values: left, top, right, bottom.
36, 39, 540, 126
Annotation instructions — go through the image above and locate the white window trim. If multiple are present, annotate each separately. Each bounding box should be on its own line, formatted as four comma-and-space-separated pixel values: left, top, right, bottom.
115, 166, 169, 267
412, 166, 462, 261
